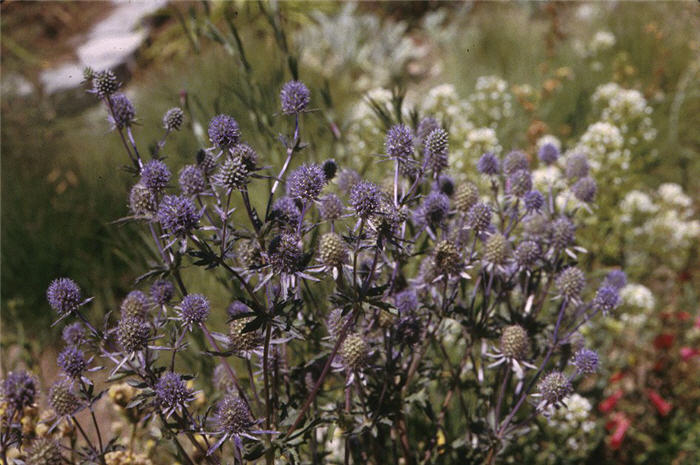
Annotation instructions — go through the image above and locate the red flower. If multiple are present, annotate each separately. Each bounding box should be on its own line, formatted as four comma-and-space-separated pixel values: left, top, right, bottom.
599, 389, 624, 413
676, 311, 691, 321
653, 333, 674, 350
680, 347, 700, 361
608, 414, 631, 450
609, 371, 626, 384
647, 389, 672, 416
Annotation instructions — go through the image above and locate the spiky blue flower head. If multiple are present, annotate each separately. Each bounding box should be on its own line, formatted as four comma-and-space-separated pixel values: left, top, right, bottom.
280, 80, 310, 115
503, 150, 529, 176
467, 202, 492, 232
92, 69, 119, 97
603, 270, 627, 290
506, 169, 533, 197
271, 196, 302, 230
57, 346, 87, 379
556, 266, 586, 301
231, 142, 259, 171
319, 194, 344, 221
150, 279, 175, 306
593, 285, 620, 315
1, 370, 37, 411
416, 117, 440, 148
268, 233, 304, 274
395, 289, 419, 313
108, 93, 135, 129
177, 294, 210, 329
572, 348, 599, 374
25, 437, 63, 465
538, 142, 559, 165
118, 316, 150, 353
537, 371, 572, 405
47, 278, 82, 315
62, 323, 85, 346
572, 176, 597, 203
48, 380, 82, 417
549, 216, 576, 249
179, 164, 206, 196
157, 194, 201, 237
336, 169, 361, 194
477, 152, 500, 175
514, 240, 541, 269
287, 163, 326, 200
565, 153, 589, 179
208, 114, 241, 148
129, 183, 158, 217
155, 372, 192, 414
523, 190, 544, 212
141, 159, 171, 192
322, 159, 338, 181
438, 175, 455, 197
120, 290, 150, 319
163, 107, 184, 131
414, 190, 450, 229
425, 128, 449, 173
350, 180, 381, 219
213, 395, 255, 435
385, 124, 414, 161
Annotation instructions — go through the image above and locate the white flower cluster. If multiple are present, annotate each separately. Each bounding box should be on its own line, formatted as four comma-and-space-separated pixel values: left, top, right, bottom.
544, 394, 597, 452
620, 183, 699, 270
296, 4, 424, 91
572, 121, 626, 172
589, 30, 616, 55
467, 75, 514, 128
592, 83, 656, 145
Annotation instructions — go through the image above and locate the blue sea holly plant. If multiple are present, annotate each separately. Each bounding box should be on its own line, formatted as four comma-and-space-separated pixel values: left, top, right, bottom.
0, 69, 620, 465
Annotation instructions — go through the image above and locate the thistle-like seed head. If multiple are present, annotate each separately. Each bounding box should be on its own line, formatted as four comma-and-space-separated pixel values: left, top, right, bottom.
500, 325, 529, 360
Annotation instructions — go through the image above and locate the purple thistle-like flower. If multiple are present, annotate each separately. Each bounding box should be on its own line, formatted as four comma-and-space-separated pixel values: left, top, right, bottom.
556, 266, 586, 301
280, 80, 311, 115
537, 371, 572, 406
503, 151, 529, 175
506, 169, 533, 197
287, 163, 326, 200
231, 143, 259, 171
336, 169, 361, 194
117, 316, 150, 353
176, 294, 210, 330
141, 159, 171, 192
572, 176, 597, 203
227, 301, 251, 319
179, 164, 207, 196
92, 69, 119, 98
271, 196, 302, 230
395, 290, 418, 313
212, 395, 256, 437
571, 348, 599, 374
593, 285, 620, 315
523, 190, 544, 212
208, 114, 241, 148
129, 183, 158, 217
549, 217, 576, 249
424, 128, 449, 173
514, 240, 541, 268
477, 152, 500, 175
57, 346, 87, 379
467, 202, 492, 232
62, 323, 85, 346
155, 372, 193, 417
319, 194, 344, 221
565, 153, 589, 179
47, 278, 82, 315
350, 180, 381, 219
157, 194, 201, 237
108, 93, 135, 129
1, 370, 37, 411
416, 117, 440, 148
414, 190, 450, 229
163, 107, 184, 132
268, 234, 304, 274
24, 437, 63, 465
385, 124, 414, 161
120, 290, 150, 319
603, 270, 627, 290
150, 279, 175, 306
538, 142, 559, 165
48, 379, 82, 417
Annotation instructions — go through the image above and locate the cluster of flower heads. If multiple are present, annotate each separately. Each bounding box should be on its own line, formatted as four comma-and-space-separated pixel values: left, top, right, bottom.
2, 70, 629, 464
